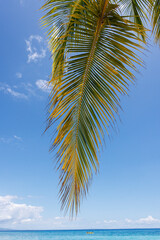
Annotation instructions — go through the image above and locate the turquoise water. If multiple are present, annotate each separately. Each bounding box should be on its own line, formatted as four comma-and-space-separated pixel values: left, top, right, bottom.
0, 229, 160, 240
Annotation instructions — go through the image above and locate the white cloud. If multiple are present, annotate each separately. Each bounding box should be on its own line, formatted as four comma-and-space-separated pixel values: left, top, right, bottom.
36, 80, 52, 93
21, 83, 37, 97
0, 135, 23, 145
54, 216, 63, 220
95, 216, 160, 229
0, 195, 43, 225
104, 219, 117, 224
0, 83, 28, 99
125, 216, 160, 225
0, 195, 17, 202
16, 72, 22, 79
136, 216, 160, 224
6, 88, 28, 99
26, 35, 46, 63
0, 81, 50, 100
14, 135, 22, 141
125, 218, 132, 223
52, 216, 79, 227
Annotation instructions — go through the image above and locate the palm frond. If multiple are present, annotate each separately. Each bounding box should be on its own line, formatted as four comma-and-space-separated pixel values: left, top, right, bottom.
41, 0, 83, 84
42, 0, 145, 215
152, 0, 160, 44
118, 0, 150, 41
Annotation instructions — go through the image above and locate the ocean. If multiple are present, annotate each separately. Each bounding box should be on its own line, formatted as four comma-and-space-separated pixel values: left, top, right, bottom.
0, 229, 160, 240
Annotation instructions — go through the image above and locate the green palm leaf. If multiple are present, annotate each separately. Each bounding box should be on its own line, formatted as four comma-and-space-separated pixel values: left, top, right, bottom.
41, 0, 83, 84
152, 0, 160, 44
118, 0, 150, 41
42, 0, 145, 215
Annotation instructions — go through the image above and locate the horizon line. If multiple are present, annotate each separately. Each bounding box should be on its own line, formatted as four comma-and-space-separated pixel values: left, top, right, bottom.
1, 228, 160, 231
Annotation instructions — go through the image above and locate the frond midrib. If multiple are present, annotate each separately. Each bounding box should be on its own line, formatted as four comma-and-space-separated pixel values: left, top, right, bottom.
74, 0, 109, 158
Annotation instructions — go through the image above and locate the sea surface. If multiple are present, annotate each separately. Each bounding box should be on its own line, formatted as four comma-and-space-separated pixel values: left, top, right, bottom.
0, 229, 160, 240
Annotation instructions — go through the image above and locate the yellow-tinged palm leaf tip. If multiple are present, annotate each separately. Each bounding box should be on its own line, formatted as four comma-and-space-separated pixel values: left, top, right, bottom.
41, 0, 146, 216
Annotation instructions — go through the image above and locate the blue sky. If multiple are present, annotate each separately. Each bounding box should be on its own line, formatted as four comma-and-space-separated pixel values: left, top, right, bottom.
0, 0, 160, 230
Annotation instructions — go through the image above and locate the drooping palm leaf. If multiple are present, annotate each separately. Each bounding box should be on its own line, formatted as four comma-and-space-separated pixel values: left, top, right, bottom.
41, 0, 84, 84
42, 0, 145, 215
118, 0, 150, 41
152, 0, 160, 44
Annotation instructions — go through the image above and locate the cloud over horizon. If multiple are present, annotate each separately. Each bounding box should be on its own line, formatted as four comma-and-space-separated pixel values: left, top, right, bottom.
0, 196, 160, 230
0, 196, 43, 226
125, 216, 160, 225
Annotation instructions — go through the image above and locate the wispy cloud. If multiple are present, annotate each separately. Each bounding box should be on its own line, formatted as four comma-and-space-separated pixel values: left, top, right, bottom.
0, 83, 28, 99
104, 219, 117, 224
0, 195, 43, 225
6, 87, 28, 99
125, 216, 160, 225
16, 72, 22, 79
95, 216, 160, 229
14, 135, 22, 142
53, 216, 79, 227
26, 35, 46, 63
0, 135, 23, 145
21, 83, 37, 97
36, 80, 52, 93
0, 137, 12, 144
0, 81, 50, 100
